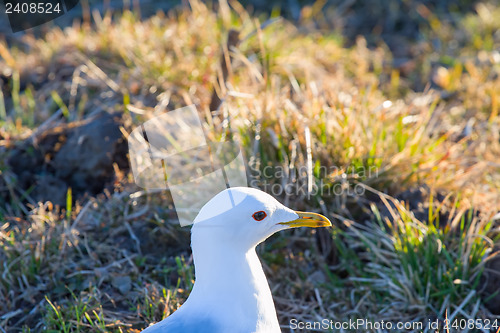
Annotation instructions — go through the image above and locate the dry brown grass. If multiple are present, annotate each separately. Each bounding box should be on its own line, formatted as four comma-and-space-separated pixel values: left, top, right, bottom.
0, 0, 499, 332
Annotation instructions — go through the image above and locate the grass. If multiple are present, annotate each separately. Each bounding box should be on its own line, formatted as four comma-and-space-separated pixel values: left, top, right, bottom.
0, 0, 499, 332
329, 186, 498, 324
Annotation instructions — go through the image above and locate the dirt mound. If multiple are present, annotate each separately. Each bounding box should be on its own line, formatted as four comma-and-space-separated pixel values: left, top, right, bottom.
4, 111, 129, 207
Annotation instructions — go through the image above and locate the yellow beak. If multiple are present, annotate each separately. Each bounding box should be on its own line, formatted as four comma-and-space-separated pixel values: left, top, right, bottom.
278, 211, 332, 228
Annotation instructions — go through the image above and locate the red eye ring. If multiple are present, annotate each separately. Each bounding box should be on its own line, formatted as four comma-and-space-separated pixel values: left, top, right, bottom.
252, 211, 267, 221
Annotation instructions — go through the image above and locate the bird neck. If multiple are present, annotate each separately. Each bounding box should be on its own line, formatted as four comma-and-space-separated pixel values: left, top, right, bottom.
191, 233, 269, 296
188, 229, 280, 331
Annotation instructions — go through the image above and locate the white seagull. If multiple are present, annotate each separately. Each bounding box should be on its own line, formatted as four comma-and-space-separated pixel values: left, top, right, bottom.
141, 187, 331, 333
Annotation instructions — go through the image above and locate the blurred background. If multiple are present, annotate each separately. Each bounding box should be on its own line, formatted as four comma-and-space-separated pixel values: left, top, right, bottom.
0, 0, 499, 332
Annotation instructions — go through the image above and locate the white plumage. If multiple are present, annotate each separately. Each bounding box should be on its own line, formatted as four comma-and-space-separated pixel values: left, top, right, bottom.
142, 187, 331, 333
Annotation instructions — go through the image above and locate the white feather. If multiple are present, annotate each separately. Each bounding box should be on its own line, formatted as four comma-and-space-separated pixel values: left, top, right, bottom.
142, 187, 299, 333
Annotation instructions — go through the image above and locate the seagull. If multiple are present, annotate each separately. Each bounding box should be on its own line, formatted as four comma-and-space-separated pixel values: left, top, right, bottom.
141, 187, 331, 333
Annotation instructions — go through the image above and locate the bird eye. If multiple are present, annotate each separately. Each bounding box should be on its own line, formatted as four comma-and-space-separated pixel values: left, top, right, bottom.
252, 211, 267, 221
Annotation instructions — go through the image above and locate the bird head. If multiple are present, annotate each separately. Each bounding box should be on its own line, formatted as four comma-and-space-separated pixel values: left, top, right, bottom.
191, 187, 331, 250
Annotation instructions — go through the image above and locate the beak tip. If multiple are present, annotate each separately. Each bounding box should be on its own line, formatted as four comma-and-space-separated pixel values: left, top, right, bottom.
279, 211, 333, 228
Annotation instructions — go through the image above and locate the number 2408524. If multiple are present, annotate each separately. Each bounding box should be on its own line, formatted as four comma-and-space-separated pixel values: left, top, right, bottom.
6, 2, 62, 14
